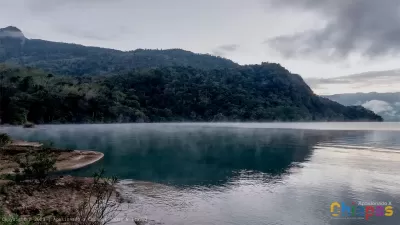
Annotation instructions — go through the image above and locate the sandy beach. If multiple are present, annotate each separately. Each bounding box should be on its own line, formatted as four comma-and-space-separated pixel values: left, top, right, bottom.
0, 140, 104, 175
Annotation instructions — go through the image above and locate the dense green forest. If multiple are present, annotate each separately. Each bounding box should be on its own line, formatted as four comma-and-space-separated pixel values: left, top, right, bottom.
0, 26, 382, 124
0, 26, 238, 76
0, 64, 382, 124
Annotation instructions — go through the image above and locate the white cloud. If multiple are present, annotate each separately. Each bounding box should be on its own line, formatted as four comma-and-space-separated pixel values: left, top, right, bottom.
307, 69, 400, 94
362, 100, 394, 114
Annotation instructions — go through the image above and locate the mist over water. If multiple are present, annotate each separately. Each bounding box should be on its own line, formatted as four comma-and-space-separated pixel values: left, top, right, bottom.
1, 123, 400, 225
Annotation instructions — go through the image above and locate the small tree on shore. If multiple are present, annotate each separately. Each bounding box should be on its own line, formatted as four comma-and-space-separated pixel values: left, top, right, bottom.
14, 149, 57, 184
0, 133, 11, 147
75, 169, 120, 225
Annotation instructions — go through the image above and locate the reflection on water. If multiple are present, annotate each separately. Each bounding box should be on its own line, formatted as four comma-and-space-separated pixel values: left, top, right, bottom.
1, 123, 400, 225
0, 124, 355, 185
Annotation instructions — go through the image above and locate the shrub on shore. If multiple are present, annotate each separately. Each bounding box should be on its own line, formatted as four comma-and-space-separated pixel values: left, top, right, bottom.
0, 133, 11, 147
23, 122, 35, 128
76, 169, 120, 225
13, 149, 57, 185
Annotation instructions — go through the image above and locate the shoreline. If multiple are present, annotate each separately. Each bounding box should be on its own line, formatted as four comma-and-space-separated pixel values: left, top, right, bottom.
0, 140, 104, 175
1, 139, 161, 224
0, 139, 114, 223
0, 121, 390, 129
56, 150, 104, 172
9, 140, 43, 147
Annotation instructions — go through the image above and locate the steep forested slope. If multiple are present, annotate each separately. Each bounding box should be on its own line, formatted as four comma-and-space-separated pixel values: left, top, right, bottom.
0, 64, 382, 124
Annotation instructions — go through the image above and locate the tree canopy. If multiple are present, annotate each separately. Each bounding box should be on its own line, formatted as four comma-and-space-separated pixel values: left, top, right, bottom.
0, 64, 382, 124
0, 27, 383, 124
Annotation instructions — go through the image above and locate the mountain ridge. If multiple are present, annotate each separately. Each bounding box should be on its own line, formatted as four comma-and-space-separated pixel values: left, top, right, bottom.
0, 26, 383, 123
0, 26, 239, 76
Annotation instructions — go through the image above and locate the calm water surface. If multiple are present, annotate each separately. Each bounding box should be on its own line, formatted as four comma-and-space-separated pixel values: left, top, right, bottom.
1, 123, 400, 225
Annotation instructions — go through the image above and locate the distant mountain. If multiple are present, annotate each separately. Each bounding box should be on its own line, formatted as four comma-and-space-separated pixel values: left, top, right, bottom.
0, 26, 238, 76
325, 92, 400, 121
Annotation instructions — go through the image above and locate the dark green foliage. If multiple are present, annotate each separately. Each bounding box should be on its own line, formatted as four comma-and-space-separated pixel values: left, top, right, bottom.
0, 64, 382, 124
0, 174, 15, 182
0, 28, 383, 123
0, 133, 11, 147
13, 149, 57, 184
23, 122, 35, 128
0, 185, 6, 195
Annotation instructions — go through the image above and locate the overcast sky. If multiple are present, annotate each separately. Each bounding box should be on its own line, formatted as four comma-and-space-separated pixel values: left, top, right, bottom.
1, 0, 399, 94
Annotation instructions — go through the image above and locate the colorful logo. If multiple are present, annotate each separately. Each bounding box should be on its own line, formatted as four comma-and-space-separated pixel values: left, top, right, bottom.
330, 201, 393, 220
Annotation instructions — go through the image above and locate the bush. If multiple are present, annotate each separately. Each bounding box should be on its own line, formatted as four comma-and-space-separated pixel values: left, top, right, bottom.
13, 149, 57, 185
0, 133, 11, 147
23, 122, 35, 128
0, 185, 6, 195
0, 174, 15, 182
41, 141, 54, 150
76, 169, 120, 225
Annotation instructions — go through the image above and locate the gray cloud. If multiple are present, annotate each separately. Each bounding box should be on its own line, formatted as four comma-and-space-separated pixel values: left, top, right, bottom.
305, 77, 350, 88
212, 44, 239, 56
27, 0, 114, 11
306, 69, 400, 91
265, 0, 400, 60
0, 30, 25, 39
22, 0, 135, 42
53, 26, 130, 41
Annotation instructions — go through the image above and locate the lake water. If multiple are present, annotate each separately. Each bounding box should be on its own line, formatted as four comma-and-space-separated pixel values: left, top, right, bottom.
1, 123, 400, 225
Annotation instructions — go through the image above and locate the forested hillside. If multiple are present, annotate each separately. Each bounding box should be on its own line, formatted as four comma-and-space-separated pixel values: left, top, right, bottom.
0, 26, 238, 76
0, 26, 383, 123
0, 64, 382, 124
